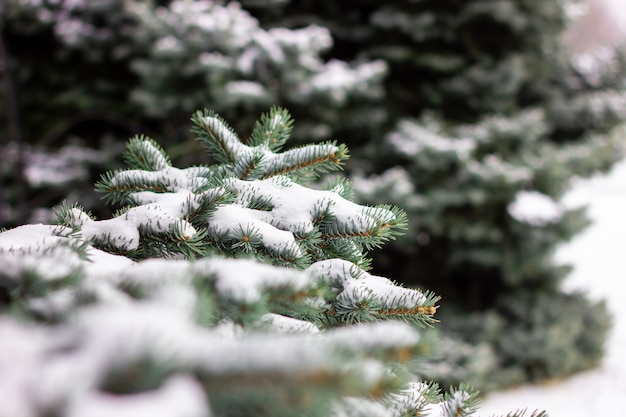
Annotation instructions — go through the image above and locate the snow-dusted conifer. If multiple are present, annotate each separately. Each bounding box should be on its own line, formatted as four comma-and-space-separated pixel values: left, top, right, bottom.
1, 108, 518, 417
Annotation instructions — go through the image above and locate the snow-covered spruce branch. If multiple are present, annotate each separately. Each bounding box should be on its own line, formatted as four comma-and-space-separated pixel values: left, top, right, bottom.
191, 106, 350, 181
90, 107, 405, 266
1, 224, 468, 417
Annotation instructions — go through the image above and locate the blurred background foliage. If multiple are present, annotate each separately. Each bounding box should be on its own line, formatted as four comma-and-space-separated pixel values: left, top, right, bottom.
2, 0, 626, 392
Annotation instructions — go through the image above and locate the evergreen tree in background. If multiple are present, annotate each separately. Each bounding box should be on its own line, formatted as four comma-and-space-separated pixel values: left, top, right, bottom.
0, 108, 526, 417
244, 0, 626, 388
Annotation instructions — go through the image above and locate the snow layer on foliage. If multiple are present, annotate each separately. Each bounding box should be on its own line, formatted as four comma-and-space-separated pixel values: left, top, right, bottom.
252, 29, 287, 65
209, 175, 399, 260
386, 381, 431, 415
22, 144, 103, 187
65, 375, 210, 417
94, 256, 314, 307
194, 257, 311, 303
0, 224, 82, 272
82, 247, 136, 278
0, 223, 137, 284
153, 35, 184, 57
323, 320, 420, 352
226, 176, 394, 233
208, 204, 303, 258
0, 245, 82, 283
268, 25, 333, 59
223, 80, 270, 103
456, 109, 548, 145
0, 319, 54, 417
165, 0, 258, 47
302, 60, 387, 104
466, 155, 533, 185
0, 221, 439, 416
58, 303, 416, 378
69, 208, 141, 251
254, 313, 321, 334
352, 166, 415, 196
112, 166, 211, 192
67, 185, 218, 250
351, 166, 426, 211
433, 390, 471, 417
308, 259, 429, 311
183, 321, 417, 377
262, 143, 340, 175
199, 51, 233, 69
388, 120, 476, 158
200, 115, 248, 161
0, 224, 76, 255
508, 191, 564, 225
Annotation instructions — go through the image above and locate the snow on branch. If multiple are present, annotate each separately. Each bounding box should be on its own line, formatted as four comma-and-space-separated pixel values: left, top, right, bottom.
0, 107, 495, 417
87, 107, 405, 265
0, 235, 434, 416
308, 259, 439, 327
191, 106, 349, 181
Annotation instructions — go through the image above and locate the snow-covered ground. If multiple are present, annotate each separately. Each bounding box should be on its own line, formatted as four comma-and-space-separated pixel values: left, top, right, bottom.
478, 160, 626, 416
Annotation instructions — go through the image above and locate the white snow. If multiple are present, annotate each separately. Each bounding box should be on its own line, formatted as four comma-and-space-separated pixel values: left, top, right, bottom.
112, 166, 209, 192
508, 191, 564, 225
75, 209, 141, 251
478, 159, 626, 417
83, 247, 136, 278
386, 381, 430, 414
0, 224, 74, 253
254, 313, 320, 334
208, 175, 400, 260
201, 116, 248, 162
308, 259, 429, 312
153, 35, 184, 56
223, 80, 270, 102
225, 176, 388, 234
194, 257, 310, 303
207, 204, 303, 258
0, 224, 85, 282
66, 186, 211, 252
304, 60, 386, 105
23, 144, 102, 187
467, 155, 533, 185
0, 320, 52, 417
388, 120, 476, 158
65, 375, 210, 417
322, 320, 421, 353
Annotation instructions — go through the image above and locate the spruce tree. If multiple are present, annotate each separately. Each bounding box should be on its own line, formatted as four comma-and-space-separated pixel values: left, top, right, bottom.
0, 108, 541, 417
244, 0, 626, 389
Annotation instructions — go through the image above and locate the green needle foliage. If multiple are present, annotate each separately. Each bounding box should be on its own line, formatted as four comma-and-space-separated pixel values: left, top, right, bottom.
0, 108, 546, 417
90, 107, 403, 269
